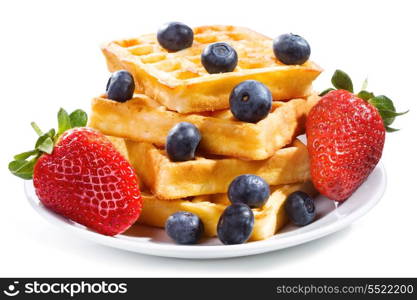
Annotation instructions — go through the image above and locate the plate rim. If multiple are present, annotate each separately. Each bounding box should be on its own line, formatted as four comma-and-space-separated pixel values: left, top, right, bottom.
24, 163, 387, 259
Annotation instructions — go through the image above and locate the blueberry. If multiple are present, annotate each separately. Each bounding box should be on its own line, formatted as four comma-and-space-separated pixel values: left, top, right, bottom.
106, 70, 135, 103
228, 174, 270, 208
229, 80, 272, 123
166, 122, 201, 162
285, 191, 316, 226
165, 211, 204, 245
201, 42, 238, 74
157, 22, 193, 51
273, 33, 311, 65
217, 203, 254, 245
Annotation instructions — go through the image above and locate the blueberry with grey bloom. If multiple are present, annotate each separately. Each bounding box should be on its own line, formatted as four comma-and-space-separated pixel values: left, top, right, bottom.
106, 70, 135, 103
157, 22, 194, 51
229, 80, 272, 123
285, 191, 316, 226
166, 122, 201, 162
217, 203, 254, 245
273, 33, 310, 65
165, 211, 204, 245
228, 174, 270, 208
201, 42, 238, 74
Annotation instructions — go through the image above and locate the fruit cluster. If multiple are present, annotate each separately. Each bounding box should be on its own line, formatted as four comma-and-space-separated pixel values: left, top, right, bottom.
156, 22, 311, 73
166, 174, 316, 245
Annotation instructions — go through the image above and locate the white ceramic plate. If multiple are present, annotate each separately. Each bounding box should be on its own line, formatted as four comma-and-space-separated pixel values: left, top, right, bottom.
24, 163, 386, 259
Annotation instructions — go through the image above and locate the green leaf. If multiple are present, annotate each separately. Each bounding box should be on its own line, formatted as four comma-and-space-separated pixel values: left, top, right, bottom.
357, 90, 375, 101
57, 108, 71, 135
35, 131, 55, 153
9, 159, 35, 180
319, 88, 335, 96
46, 128, 56, 138
35, 134, 48, 148
368, 95, 396, 126
386, 126, 400, 132
361, 78, 368, 91
37, 137, 54, 154
34, 129, 56, 153
31, 122, 43, 136
69, 109, 88, 128
331, 69, 354, 92
378, 109, 409, 118
14, 150, 39, 160
368, 95, 395, 111
368, 95, 408, 129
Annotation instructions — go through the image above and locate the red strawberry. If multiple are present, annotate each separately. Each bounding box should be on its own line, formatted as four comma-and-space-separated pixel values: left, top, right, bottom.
309, 70, 407, 201
307, 90, 385, 201
9, 109, 142, 236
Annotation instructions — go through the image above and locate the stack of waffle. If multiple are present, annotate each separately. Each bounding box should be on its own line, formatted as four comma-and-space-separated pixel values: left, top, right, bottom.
89, 25, 322, 241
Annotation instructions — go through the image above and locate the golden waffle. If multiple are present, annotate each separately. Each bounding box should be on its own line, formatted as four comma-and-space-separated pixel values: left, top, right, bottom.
125, 139, 310, 200
102, 25, 322, 113
89, 93, 320, 160
139, 182, 316, 241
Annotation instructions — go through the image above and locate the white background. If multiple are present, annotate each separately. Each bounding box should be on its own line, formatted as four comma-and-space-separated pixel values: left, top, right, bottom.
1, 0, 416, 277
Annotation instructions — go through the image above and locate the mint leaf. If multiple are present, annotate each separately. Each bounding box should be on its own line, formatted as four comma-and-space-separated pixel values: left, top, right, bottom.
319, 88, 335, 96
9, 159, 35, 180
357, 90, 375, 101
14, 150, 39, 160
69, 109, 88, 128
57, 108, 71, 135
331, 69, 354, 92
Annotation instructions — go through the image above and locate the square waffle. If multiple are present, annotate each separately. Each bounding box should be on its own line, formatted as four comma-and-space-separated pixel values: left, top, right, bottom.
102, 25, 322, 113
138, 182, 316, 241
125, 139, 310, 200
89, 93, 320, 160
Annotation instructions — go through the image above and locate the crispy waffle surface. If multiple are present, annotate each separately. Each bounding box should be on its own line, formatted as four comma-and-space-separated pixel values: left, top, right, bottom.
89, 93, 320, 161
125, 139, 311, 199
102, 25, 322, 113
107, 137, 315, 241
139, 182, 316, 241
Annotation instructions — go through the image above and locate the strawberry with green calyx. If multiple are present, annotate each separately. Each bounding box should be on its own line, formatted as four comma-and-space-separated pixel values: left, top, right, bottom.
9, 108, 88, 179
308, 70, 407, 201
9, 109, 142, 236
320, 69, 408, 131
